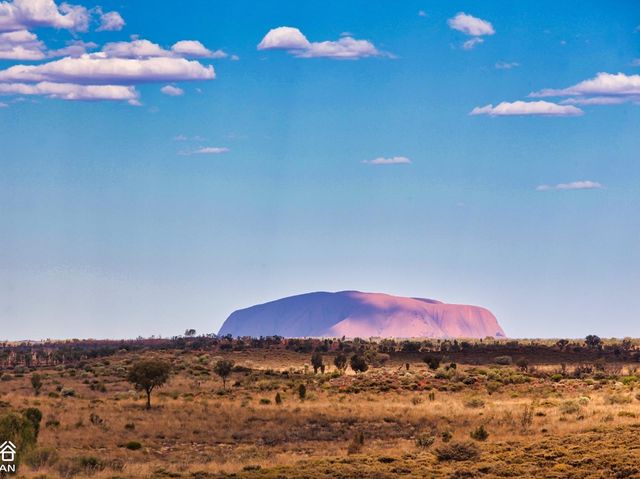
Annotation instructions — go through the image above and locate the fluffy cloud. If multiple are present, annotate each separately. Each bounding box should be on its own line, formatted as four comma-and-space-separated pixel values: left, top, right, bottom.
448, 12, 494, 36
0, 101, 8, 107
102, 39, 170, 58
0, 29, 45, 59
171, 40, 214, 58
0, 0, 90, 32
531, 72, 640, 100
258, 26, 388, 59
258, 26, 311, 50
97, 10, 124, 32
470, 100, 583, 117
160, 84, 183, 96
536, 181, 603, 191
100, 39, 225, 60
0, 55, 215, 84
0, 80, 137, 102
47, 39, 96, 58
362, 156, 411, 165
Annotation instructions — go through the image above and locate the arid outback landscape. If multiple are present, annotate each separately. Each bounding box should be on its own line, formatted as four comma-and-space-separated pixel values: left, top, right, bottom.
1, 335, 640, 479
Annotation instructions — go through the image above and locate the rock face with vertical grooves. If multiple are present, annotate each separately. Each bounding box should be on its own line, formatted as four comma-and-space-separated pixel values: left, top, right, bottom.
218, 291, 505, 339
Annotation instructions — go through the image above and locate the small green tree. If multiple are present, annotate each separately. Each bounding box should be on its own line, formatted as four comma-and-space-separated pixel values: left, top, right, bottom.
311, 352, 324, 374
23, 408, 42, 440
275, 392, 282, 405
30, 373, 43, 396
585, 335, 602, 349
334, 353, 347, 373
423, 355, 440, 370
127, 359, 171, 409
298, 383, 306, 400
350, 354, 368, 373
213, 359, 234, 389
0, 411, 38, 471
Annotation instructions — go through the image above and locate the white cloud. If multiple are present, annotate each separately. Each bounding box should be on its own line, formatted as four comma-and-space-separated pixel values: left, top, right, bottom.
418, 10, 427, 17
258, 26, 311, 50
560, 96, 637, 105
462, 37, 483, 50
448, 12, 495, 36
97, 10, 124, 32
0, 29, 45, 59
470, 100, 583, 117
160, 84, 183, 96
47, 39, 96, 58
230, 54, 239, 61
495, 61, 519, 70
0, 55, 215, 84
362, 156, 411, 165
0, 0, 90, 32
258, 26, 389, 59
181, 146, 229, 155
0, 81, 138, 102
0, 101, 7, 107
101, 39, 222, 60
171, 40, 214, 58
531, 72, 640, 100
102, 39, 170, 58
536, 180, 603, 191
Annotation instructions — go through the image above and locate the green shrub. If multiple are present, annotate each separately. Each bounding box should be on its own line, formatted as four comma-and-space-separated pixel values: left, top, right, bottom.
494, 356, 512, 365
125, 441, 142, 450
470, 425, 489, 441
415, 433, 436, 449
441, 430, 453, 443
435, 441, 480, 461
0, 411, 38, 469
559, 400, 581, 415
24, 447, 59, 470
464, 398, 485, 409
275, 392, 282, 405
298, 383, 306, 400
608, 394, 632, 405
259, 398, 271, 405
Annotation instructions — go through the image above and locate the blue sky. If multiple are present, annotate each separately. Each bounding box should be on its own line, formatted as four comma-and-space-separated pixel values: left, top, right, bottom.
1, 0, 639, 340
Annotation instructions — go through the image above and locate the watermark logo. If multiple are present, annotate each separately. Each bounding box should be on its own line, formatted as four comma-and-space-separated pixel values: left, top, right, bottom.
0, 441, 16, 473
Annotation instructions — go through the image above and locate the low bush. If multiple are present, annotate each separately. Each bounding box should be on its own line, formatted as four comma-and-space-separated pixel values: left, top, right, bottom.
435, 441, 480, 461
494, 356, 513, 366
470, 425, 489, 441
415, 433, 436, 449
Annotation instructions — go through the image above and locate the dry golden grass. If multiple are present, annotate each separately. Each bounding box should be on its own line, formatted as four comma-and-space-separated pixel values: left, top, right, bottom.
1, 349, 639, 478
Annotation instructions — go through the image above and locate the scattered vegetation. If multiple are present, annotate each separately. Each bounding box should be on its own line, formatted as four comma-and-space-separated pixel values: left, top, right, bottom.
0, 335, 639, 478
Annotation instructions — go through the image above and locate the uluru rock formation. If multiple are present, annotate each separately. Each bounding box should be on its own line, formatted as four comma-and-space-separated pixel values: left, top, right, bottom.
218, 291, 505, 339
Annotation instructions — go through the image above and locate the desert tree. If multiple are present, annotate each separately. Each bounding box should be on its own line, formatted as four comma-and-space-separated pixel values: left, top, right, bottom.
184, 329, 196, 337
30, 373, 43, 396
311, 351, 324, 374
127, 359, 171, 409
423, 355, 440, 370
213, 359, 234, 389
334, 353, 347, 373
585, 335, 602, 349
350, 354, 368, 374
